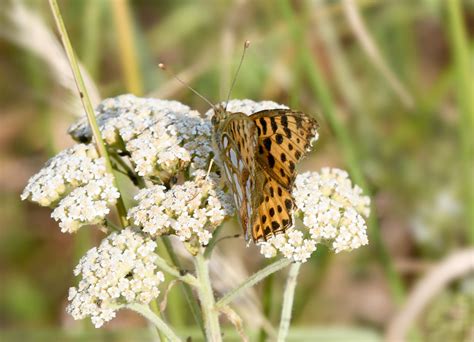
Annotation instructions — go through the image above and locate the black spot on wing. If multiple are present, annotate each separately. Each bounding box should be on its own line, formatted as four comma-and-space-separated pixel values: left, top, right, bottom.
263, 137, 272, 151
270, 117, 278, 133
268, 154, 275, 168
259, 118, 267, 135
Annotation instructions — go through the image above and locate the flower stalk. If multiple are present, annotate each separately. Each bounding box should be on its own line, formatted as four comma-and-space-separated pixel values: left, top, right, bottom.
194, 253, 222, 341
161, 237, 206, 335
154, 254, 199, 286
127, 303, 181, 342
277, 262, 301, 342
216, 258, 291, 309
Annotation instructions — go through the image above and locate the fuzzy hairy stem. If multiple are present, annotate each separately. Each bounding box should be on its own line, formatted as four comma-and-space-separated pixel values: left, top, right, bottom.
194, 253, 222, 341
277, 262, 301, 342
127, 303, 181, 341
161, 237, 205, 335
216, 258, 291, 309
154, 254, 199, 286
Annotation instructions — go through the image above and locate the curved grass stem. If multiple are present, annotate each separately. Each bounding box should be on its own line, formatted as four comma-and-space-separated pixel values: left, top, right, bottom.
48, 0, 128, 227
445, 0, 474, 244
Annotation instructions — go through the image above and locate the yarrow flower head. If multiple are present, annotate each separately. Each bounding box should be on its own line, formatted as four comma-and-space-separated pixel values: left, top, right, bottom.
128, 171, 234, 247
206, 98, 290, 118
21, 144, 120, 233
67, 228, 164, 328
69, 94, 213, 180
258, 168, 371, 262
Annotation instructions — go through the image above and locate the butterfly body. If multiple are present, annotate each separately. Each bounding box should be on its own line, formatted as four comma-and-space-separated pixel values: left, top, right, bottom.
211, 105, 318, 243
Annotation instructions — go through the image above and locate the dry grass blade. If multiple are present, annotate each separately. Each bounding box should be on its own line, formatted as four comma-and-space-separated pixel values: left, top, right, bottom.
386, 249, 474, 341
1, 0, 101, 114
342, 0, 414, 109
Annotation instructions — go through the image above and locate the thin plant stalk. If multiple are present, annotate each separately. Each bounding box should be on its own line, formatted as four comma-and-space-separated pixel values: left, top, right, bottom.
154, 254, 199, 286
258, 271, 275, 342
161, 236, 205, 336
445, 0, 474, 244
126, 303, 181, 342
278, 0, 405, 303
149, 300, 166, 341
48, 0, 128, 227
194, 253, 222, 341
216, 258, 291, 308
277, 262, 301, 342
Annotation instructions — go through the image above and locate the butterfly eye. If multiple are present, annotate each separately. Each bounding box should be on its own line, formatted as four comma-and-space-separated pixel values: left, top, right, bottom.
211, 116, 217, 125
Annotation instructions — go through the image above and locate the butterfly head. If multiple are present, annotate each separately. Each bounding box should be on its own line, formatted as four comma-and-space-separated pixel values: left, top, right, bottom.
210, 104, 231, 127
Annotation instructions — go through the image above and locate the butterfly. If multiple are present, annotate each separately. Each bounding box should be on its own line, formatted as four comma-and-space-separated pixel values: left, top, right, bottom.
211, 105, 318, 243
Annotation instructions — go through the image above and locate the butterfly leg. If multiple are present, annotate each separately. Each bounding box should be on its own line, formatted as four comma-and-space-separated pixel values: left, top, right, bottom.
205, 158, 215, 180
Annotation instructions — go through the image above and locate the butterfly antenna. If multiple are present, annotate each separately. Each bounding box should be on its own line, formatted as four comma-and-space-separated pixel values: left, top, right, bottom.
158, 63, 215, 109
224, 40, 250, 111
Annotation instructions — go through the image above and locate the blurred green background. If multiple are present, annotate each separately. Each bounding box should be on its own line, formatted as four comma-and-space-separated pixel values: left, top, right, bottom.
0, 0, 473, 341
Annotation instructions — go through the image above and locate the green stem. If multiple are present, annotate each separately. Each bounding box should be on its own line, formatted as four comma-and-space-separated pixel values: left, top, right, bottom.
194, 253, 222, 342
445, 0, 474, 244
204, 225, 224, 258
258, 271, 275, 342
48, 0, 128, 228
111, 152, 146, 188
149, 300, 166, 341
278, 0, 405, 303
126, 303, 181, 341
216, 258, 291, 308
161, 237, 205, 336
155, 254, 199, 286
277, 262, 301, 342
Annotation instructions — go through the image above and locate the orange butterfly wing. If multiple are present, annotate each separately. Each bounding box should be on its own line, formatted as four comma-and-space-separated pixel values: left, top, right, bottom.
249, 109, 318, 241
216, 113, 261, 241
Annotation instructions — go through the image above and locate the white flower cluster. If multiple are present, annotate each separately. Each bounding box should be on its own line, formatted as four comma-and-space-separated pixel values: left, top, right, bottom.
69, 94, 213, 179
259, 229, 317, 263
205, 99, 288, 119
128, 171, 234, 246
21, 144, 120, 233
258, 168, 370, 262
67, 228, 164, 328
